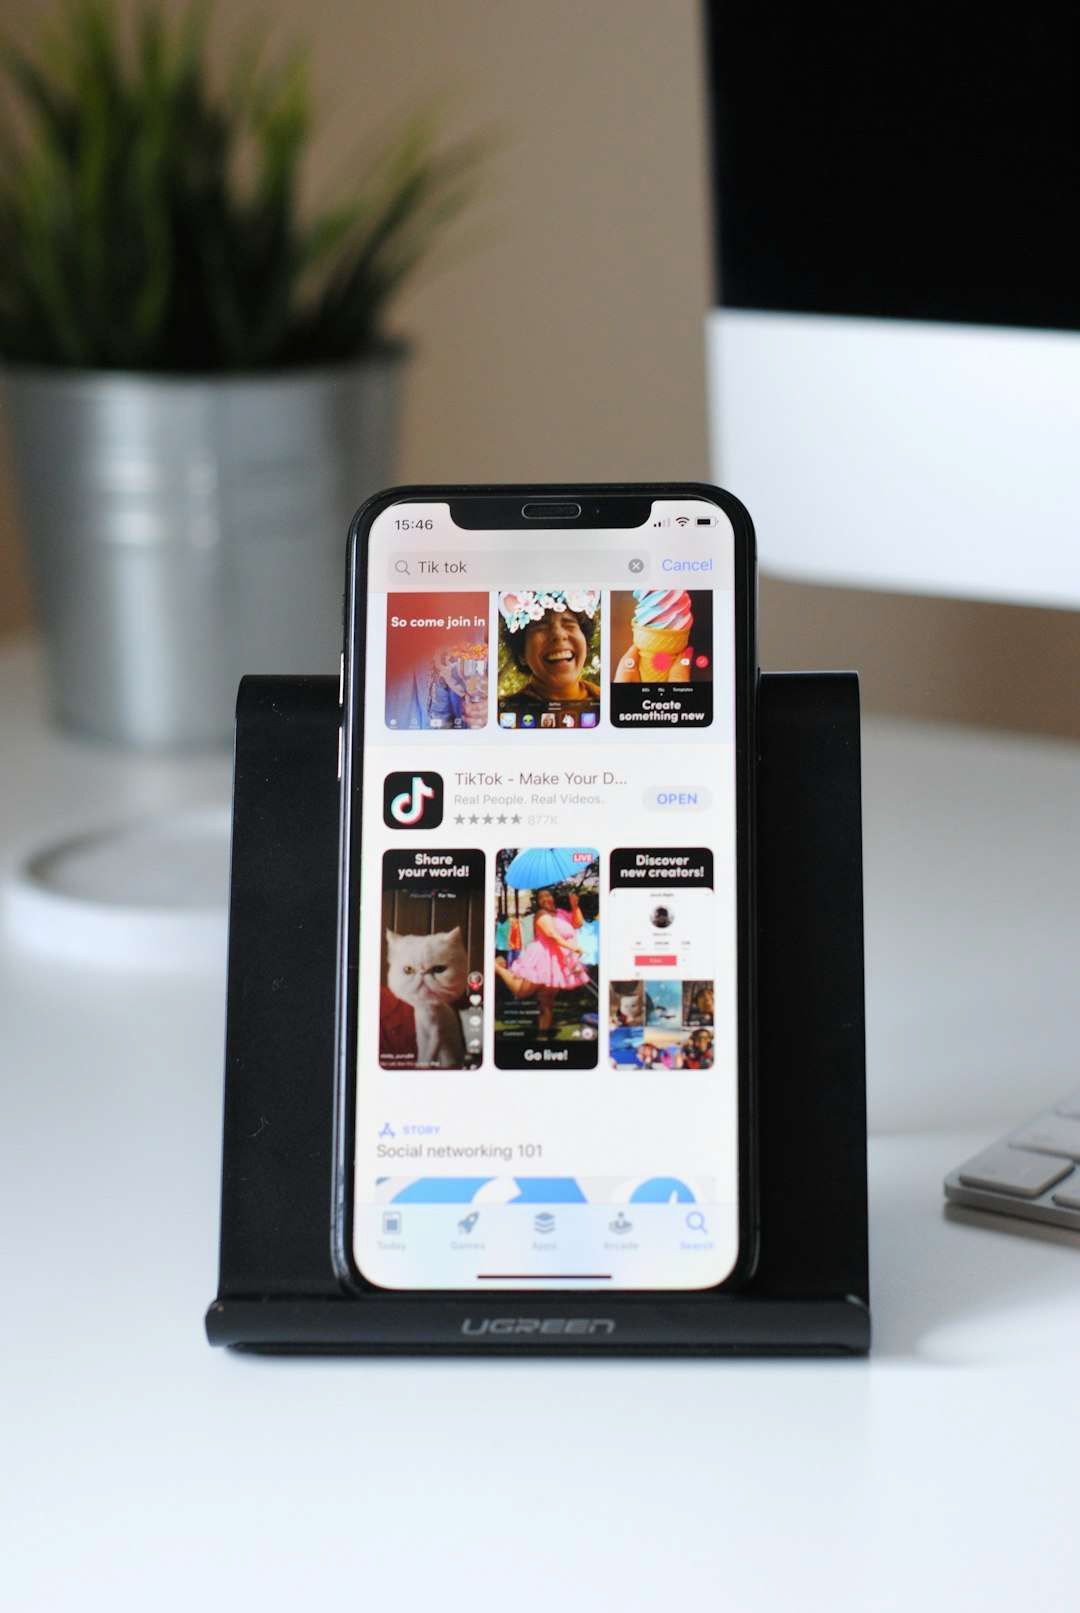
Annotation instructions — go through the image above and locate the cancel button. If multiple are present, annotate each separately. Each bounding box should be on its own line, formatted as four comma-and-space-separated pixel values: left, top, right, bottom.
645, 786, 713, 811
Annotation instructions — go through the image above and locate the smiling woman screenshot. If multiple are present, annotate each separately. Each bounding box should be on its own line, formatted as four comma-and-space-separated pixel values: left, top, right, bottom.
497, 588, 601, 729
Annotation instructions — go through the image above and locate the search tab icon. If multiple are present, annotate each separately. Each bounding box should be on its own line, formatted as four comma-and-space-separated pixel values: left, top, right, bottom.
685, 1210, 708, 1234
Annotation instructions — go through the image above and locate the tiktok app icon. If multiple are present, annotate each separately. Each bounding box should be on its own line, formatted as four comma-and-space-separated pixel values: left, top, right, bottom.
383, 770, 444, 830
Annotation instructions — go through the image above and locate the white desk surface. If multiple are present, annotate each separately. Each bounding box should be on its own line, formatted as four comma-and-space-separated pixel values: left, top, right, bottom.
2, 640, 1078, 1612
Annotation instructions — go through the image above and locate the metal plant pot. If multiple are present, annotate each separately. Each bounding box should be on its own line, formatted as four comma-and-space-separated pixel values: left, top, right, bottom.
1, 355, 403, 748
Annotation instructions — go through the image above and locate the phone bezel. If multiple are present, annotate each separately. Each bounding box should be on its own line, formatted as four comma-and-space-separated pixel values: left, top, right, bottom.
332, 483, 758, 1299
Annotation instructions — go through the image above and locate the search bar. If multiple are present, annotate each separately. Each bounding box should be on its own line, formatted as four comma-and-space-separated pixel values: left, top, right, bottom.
383, 549, 646, 588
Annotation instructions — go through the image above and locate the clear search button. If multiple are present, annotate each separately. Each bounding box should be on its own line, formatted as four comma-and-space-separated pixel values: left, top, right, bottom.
644, 786, 713, 811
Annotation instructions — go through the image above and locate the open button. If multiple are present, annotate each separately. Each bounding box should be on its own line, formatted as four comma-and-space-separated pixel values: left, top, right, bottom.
644, 786, 713, 811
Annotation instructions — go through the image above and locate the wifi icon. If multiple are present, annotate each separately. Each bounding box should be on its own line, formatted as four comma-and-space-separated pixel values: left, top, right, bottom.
675, 515, 690, 526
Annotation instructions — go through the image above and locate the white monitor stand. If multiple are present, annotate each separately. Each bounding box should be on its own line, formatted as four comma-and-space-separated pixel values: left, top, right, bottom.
707, 309, 1080, 611
706, 309, 1080, 1138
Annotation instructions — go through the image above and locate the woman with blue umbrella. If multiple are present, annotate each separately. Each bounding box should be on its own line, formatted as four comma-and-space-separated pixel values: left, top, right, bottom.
494, 848, 593, 1035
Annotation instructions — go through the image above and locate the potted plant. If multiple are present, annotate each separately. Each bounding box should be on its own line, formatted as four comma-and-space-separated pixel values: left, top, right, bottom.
0, 2, 484, 746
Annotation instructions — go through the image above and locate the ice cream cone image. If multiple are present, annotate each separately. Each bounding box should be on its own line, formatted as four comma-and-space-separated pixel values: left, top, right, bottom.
631, 589, 693, 679
633, 623, 690, 678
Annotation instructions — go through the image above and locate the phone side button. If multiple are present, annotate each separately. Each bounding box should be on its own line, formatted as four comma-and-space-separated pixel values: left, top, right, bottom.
338, 652, 344, 706
337, 724, 343, 780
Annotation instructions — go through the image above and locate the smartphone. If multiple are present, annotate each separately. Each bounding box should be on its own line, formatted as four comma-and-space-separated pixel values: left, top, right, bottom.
335, 485, 757, 1293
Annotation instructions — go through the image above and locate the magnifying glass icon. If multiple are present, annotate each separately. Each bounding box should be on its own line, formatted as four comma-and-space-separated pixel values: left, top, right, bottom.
394, 559, 410, 575
685, 1210, 707, 1233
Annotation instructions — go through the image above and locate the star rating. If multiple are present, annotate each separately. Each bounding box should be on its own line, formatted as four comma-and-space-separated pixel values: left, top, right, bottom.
511, 813, 521, 824
483, 814, 493, 825
454, 814, 464, 825
469, 814, 479, 824
497, 813, 507, 824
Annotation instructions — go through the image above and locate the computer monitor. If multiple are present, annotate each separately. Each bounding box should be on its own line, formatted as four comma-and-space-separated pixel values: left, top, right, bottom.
703, 9, 1080, 610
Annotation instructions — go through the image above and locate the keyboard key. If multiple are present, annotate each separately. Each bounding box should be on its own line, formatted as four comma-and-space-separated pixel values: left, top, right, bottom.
1051, 1174, 1080, 1211
959, 1143, 1073, 1199
1054, 1088, 1080, 1119
1009, 1114, 1080, 1161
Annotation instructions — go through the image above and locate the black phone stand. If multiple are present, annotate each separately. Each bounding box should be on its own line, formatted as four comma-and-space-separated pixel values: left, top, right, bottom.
206, 671, 869, 1355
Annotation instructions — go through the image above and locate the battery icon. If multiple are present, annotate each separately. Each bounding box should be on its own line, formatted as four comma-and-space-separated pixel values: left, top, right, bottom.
696, 516, 712, 525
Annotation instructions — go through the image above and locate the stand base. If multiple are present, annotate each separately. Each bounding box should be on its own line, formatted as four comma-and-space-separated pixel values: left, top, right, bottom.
206, 671, 869, 1355
208, 1298, 868, 1355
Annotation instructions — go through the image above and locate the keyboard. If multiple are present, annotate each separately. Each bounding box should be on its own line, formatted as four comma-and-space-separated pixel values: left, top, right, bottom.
944, 1091, 1080, 1232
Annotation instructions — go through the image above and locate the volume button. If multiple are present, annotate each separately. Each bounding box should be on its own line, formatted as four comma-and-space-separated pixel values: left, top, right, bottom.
338, 652, 344, 706
337, 724, 343, 780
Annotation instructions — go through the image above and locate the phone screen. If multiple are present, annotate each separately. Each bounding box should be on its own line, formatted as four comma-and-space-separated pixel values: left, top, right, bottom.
347, 495, 744, 1290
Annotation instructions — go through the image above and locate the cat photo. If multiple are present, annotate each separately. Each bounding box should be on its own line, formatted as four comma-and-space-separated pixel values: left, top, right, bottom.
385, 928, 468, 1068
379, 849, 485, 1070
